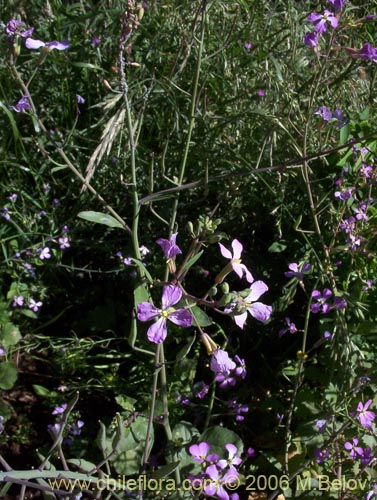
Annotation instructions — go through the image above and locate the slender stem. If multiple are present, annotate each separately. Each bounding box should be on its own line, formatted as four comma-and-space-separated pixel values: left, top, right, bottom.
168, 0, 207, 233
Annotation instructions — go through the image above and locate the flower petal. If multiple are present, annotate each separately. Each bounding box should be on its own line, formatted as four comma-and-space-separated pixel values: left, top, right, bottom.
161, 284, 182, 309
147, 317, 167, 343
234, 311, 248, 329
231, 239, 243, 259
245, 280, 268, 302
46, 39, 70, 50
137, 302, 160, 321
247, 302, 272, 322
169, 308, 192, 328
219, 242, 232, 260
25, 38, 45, 49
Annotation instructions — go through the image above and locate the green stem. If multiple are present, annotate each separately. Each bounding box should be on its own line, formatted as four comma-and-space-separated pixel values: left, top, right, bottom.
168, 0, 207, 233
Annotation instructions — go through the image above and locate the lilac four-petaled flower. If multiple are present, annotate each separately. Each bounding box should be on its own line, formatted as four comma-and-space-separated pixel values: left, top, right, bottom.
308, 10, 338, 34
217, 239, 253, 283
284, 262, 311, 279
156, 233, 182, 259
25, 38, 70, 51
9, 95, 32, 113
137, 285, 192, 343
356, 400, 375, 429
310, 288, 333, 313
232, 281, 272, 329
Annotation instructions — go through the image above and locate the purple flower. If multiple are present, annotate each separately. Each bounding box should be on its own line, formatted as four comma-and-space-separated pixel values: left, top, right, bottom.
204, 465, 239, 500
218, 444, 242, 469
314, 448, 330, 464
328, 0, 346, 10
315, 419, 327, 434
279, 317, 297, 337
189, 442, 217, 463
352, 43, 377, 63
231, 281, 272, 329
284, 262, 311, 279
311, 288, 332, 313
52, 403, 67, 415
247, 447, 256, 457
323, 330, 332, 340
9, 95, 32, 113
361, 447, 375, 466
362, 279, 373, 291
39, 247, 51, 260
193, 381, 209, 399
228, 398, 249, 422
217, 239, 253, 283
333, 296, 347, 310
137, 285, 192, 343
76, 94, 85, 104
308, 10, 338, 34
304, 32, 319, 47
5, 20, 34, 38
25, 38, 70, 51
91, 36, 101, 47
58, 236, 70, 249
69, 420, 84, 436
7, 194, 18, 202
210, 349, 236, 376
360, 164, 373, 178
344, 438, 363, 460
216, 372, 237, 389
12, 295, 24, 307
244, 42, 253, 50
333, 108, 348, 128
315, 105, 332, 121
139, 245, 150, 257
366, 484, 377, 500
356, 400, 375, 429
29, 298, 43, 312
334, 187, 354, 201
234, 355, 247, 379
257, 89, 265, 97
156, 233, 182, 259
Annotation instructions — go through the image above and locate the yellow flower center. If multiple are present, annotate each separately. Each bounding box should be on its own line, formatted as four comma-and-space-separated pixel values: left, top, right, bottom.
160, 310, 169, 318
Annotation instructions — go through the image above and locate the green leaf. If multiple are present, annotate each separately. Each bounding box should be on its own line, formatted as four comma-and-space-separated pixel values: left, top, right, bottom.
191, 306, 212, 327
270, 55, 283, 81
130, 259, 153, 284
339, 123, 350, 145
172, 421, 200, 446
77, 211, 125, 229
66, 458, 96, 472
1, 322, 21, 348
151, 462, 180, 480
200, 426, 243, 459
32, 384, 59, 399
115, 395, 137, 412
0, 361, 17, 390
96, 421, 107, 454
268, 241, 287, 253
181, 251, 203, 273
175, 335, 196, 361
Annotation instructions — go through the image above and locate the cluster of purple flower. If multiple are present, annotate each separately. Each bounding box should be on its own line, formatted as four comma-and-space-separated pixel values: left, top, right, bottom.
48, 403, 84, 446
314, 106, 348, 128
188, 442, 242, 500
304, 0, 344, 48
210, 350, 246, 389
335, 148, 375, 253
12, 295, 43, 312
310, 288, 347, 314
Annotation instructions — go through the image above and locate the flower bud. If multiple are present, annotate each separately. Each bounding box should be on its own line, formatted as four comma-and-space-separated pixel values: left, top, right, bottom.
201, 332, 218, 355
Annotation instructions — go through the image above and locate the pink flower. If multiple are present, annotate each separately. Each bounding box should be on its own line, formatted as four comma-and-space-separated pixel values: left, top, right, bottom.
217, 239, 253, 283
